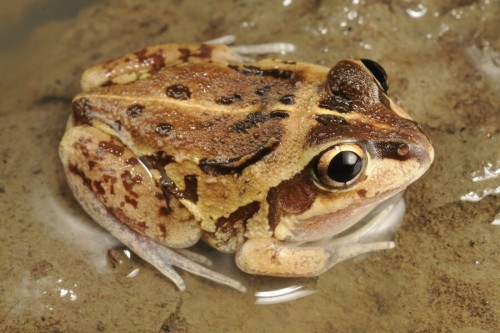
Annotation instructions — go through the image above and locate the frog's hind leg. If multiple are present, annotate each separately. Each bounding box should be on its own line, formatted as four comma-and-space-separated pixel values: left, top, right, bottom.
81, 43, 245, 91
59, 125, 246, 292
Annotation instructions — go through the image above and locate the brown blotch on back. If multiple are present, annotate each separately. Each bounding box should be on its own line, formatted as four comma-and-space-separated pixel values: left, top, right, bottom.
231, 111, 289, 133
255, 85, 271, 96
155, 123, 173, 135
126, 104, 145, 118
215, 93, 243, 105
279, 94, 295, 105
166, 84, 192, 100
314, 114, 349, 126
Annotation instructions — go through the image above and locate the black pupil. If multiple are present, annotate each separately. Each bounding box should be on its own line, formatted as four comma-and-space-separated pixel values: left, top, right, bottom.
328, 151, 362, 183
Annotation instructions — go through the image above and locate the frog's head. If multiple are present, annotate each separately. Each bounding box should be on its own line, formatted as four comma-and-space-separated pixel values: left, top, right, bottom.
270, 59, 434, 242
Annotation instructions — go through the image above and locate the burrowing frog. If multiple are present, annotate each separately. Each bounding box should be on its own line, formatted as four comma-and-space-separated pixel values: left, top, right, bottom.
59, 42, 434, 292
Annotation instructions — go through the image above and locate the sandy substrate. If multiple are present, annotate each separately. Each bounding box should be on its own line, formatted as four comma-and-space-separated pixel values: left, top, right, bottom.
0, 1, 498, 332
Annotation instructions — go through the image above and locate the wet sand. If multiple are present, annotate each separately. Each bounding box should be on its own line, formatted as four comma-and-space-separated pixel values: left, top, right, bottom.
0, 1, 498, 332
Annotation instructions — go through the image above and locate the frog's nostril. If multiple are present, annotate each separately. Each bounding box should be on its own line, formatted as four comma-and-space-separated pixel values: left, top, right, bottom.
397, 143, 410, 157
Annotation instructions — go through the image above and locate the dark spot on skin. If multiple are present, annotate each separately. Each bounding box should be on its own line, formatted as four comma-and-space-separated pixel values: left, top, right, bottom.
125, 195, 138, 208
137, 221, 148, 230
375, 142, 414, 161
159, 206, 171, 216
183, 175, 198, 203
157, 223, 167, 237
134, 48, 165, 72
125, 157, 138, 165
231, 111, 289, 133
72, 98, 93, 125
160, 175, 198, 203
68, 163, 92, 191
88, 160, 97, 170
178, 48, 191, 62
93, 180, 106, 195
279, 94, 295, 105
357, 189, 367, 198
126, 104, 145, 118
121, 170, 142, 198
139, 151, 174, 171
269, 110, 289, 119
318, 90, 353, 113
198, 44, 213, 58
166, 84, 191, 100
200, 138, 280, 176
216, 93, 243, 105
102, 175, 116, 195
99, 141, 124, 157
255, 86, 271, 96
178, 45, 213, 62
155, 123, 173, 135
217, 201, 260, 226
210, 201, 260, 248
313, 114, 348, 126
228, 64, 294, 80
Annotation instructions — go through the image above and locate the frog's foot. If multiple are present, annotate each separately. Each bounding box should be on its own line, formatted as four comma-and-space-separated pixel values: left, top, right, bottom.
103, 217, 247, 293
206, 34, 296, 55
236, 195, 404, 277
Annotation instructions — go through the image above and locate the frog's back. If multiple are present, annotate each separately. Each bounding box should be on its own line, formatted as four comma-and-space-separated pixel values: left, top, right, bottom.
74, 57, 328, 160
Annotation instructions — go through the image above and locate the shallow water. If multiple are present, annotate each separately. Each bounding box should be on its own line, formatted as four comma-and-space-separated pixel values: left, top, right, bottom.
0, 0, 498, 332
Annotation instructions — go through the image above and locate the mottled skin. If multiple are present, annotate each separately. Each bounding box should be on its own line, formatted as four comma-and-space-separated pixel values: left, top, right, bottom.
59, 43, 434, 287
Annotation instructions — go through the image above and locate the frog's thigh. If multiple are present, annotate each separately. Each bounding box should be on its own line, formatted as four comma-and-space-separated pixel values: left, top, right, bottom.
235, 238, 331, 277
81, 43, 243, 90
59, 125, 201, 248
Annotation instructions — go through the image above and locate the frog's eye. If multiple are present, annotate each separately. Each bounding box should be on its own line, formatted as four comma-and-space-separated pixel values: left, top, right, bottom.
313, 144, 366, 189
360, 59, 388, 93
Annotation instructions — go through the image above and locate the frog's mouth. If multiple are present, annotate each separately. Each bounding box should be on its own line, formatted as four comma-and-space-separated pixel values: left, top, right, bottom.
275, 191, 405, 244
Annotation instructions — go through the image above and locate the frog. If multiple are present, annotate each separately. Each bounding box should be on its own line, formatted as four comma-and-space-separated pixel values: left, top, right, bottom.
59, 41, 434, 292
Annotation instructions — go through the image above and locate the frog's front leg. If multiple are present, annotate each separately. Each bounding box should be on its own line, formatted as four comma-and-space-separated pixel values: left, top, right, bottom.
236, 199, 401, 277
59, 125, 246, 292
81, 43, 244, 91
